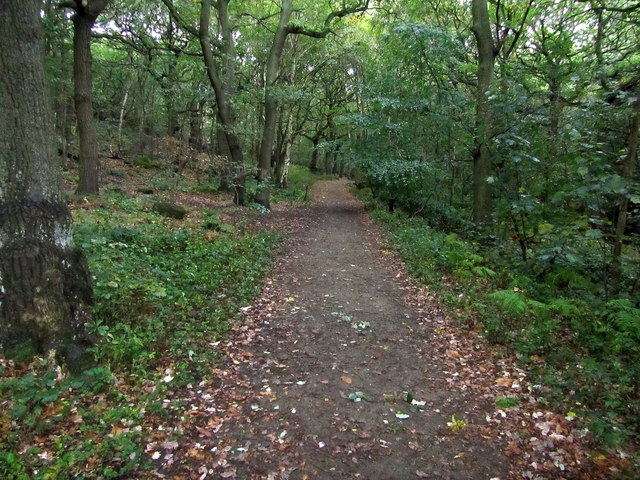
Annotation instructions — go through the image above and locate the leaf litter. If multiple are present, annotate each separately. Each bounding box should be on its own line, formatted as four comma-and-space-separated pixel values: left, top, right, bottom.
176, 180, 628, 479
1, 180, 628, 479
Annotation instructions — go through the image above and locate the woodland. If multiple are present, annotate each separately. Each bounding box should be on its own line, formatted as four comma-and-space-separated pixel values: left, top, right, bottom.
0, 0, 639, 478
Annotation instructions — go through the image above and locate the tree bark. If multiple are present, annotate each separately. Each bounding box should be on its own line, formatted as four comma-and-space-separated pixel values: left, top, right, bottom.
0, 0, 93, 364
198, 0, 246, 205
116, 83, 130, 156
256, 0, 295, 208
71, 0, 110, 195
471, 0, 495, 225
275, 107, 295, 188
189, 101, 205, 150
310, 136, 320, 172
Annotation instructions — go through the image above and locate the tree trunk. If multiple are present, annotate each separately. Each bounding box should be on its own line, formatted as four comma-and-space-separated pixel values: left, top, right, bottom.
275, 108, 295, 188
72, 0, 110, 195
199, 0, 245, 205
256, 0, 294, 209
310, 134, 321, 172
116, 83, 130, 157
189, 101, 204, 150
163, 85, 181, 137
0, 0, 93, 364
611, 91, 640, 287
471, 0, 495, 225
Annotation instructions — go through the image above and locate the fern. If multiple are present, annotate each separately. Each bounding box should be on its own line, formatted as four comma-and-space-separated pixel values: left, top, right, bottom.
487, 289, 529, 316
602, 299, 640, 339
548, 298, 583, 319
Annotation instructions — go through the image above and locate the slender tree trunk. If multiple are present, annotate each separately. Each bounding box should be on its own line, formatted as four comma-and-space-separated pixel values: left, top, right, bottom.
611, 91, 640, 287
216, 123, 232, 191
116, 84, 130, 157
256, 0, 294, 208
325, 150, 334, 174
198, 0, 245, 205
310, 136, 320, 172
274, 53, 298, 188
189, 101, 204, 150
471, 0, 495, 225
163, 86, 180, 137
0, 0, 93, 364
275, 107, 295, 188
73, 12, 100, 194
332, 151, 341, 175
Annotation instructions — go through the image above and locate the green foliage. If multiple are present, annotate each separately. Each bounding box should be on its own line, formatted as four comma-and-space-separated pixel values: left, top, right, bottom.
0, 451, 30, 480
495, 396, 519, 408
130, 154, 161, 169
371, 205, 640, 447
1, 187, 280, 479
201, 212, 235, 232
271, 165, 335, 204
0, 369, 61, 427
74, 208, 279, 378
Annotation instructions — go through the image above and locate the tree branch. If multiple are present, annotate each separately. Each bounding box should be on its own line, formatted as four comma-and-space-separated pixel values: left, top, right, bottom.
159, 0, 199, 38
287, 1, 369, 38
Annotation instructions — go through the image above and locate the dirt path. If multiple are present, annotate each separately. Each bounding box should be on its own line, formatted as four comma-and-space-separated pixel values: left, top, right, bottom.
177, 179, 509, 479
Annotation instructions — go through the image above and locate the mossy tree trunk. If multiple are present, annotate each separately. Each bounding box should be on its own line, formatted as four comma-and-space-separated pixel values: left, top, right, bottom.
0, 0, 93, 364
66, 0, 110, 195
196, 0, 246, 205
256, 0, 295, 209
471, 0, 495, 225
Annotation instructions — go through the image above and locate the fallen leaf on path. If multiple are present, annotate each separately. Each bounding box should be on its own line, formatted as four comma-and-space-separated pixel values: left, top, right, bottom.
495, 377, 513, 387
341, 376, 352, 384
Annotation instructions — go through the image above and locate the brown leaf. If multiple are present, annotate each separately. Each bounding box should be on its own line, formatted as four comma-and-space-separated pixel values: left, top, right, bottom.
341, 376, 353, 384
495, 377, 512, 387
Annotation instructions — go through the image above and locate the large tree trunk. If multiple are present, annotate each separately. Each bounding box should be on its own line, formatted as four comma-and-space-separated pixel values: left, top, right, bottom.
0, 0, 93, 364
471, 0, 495, 225
72, 0, 110, 195
255, 0, 294, 209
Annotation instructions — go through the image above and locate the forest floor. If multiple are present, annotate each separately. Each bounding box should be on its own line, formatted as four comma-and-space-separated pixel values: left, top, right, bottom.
154, 179, 616, 480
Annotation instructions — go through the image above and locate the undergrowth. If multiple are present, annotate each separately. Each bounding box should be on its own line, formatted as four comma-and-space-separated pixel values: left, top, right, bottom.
0, 189, 280, 478
270, 165, 337, 204
361, 196, 640, 454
